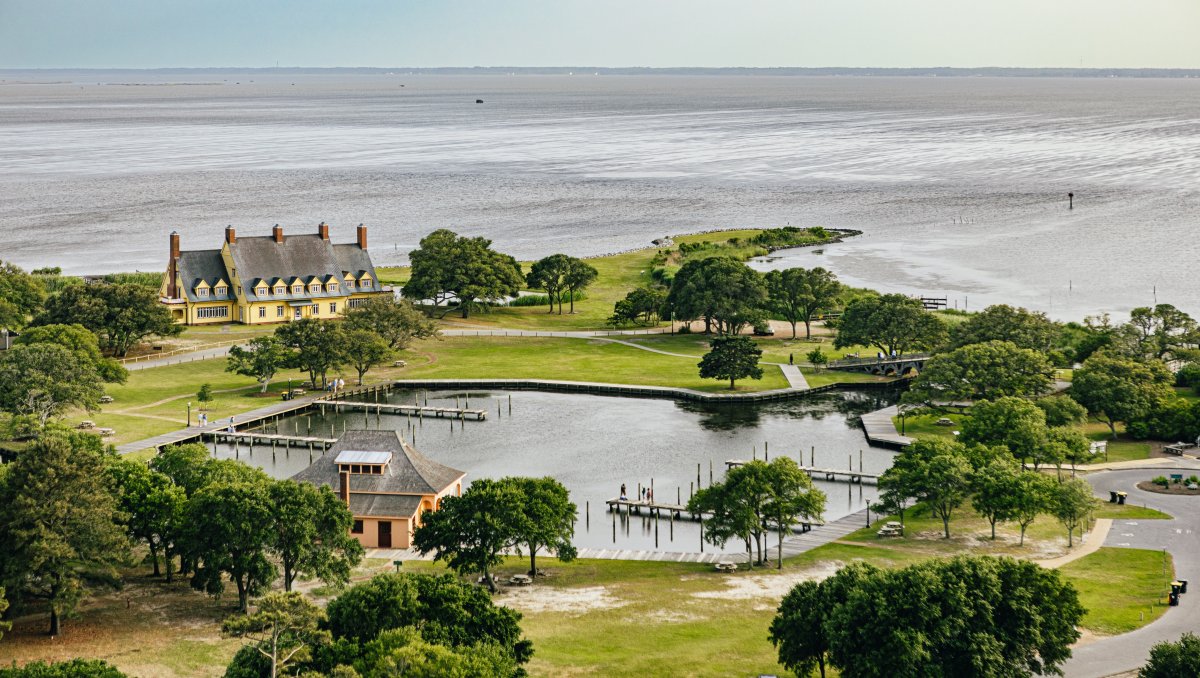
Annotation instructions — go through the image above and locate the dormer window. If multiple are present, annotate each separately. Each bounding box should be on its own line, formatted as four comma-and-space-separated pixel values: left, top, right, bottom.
256, 286, 267, 296
334, 450, 391, 476
274, 285, 285, 295
292, 284, 303, 295
196, 287, 209, 297
326, 282, 338, 293
308, 283, 321, 294
359, 278, 372, 290
345, 280, 355, 290
214, 285, 227, 296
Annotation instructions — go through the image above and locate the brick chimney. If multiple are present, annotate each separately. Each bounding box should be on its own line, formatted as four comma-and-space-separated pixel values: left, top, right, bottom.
357, 223, 368, 250
339, 470, 351, 506
272, 224, 284, 244
318, 222, 330, 240
225, 225, 237, 244
167, 231, 181, 298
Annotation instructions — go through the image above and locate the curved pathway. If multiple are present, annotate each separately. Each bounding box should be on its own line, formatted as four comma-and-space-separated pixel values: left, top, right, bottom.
1066, 461, 1200, 677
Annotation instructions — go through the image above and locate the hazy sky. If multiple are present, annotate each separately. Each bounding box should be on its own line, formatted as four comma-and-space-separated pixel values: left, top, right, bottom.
2, 0, 1198, 69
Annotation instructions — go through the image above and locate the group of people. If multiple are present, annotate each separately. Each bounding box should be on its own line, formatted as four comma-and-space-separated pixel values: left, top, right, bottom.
618, 483, 654, 503
327, 377, 347, 393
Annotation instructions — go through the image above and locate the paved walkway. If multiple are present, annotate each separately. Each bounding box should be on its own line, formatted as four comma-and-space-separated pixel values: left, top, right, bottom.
859, 405, 914, 448
124, 345, 239, 371
1064, 465, 1200, 677
1035, 519, 1113, 569
779, 509, 871, 557
779, 364, 810, 390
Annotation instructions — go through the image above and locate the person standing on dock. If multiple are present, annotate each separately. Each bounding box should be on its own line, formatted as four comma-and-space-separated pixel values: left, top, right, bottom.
789, 353, 794, 365
228, 416, 235, 433
620, 483, 627, 500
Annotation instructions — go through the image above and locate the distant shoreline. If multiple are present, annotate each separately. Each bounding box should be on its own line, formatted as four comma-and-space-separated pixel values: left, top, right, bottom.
4, 66, 1200, 79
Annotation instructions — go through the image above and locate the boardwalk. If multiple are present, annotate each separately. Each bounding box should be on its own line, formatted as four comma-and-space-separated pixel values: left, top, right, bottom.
726, 460, 879, 484
321, 400, 487, 421
778, 509, 871, 558
779, 364, 810, 389
859, 405, 914, 448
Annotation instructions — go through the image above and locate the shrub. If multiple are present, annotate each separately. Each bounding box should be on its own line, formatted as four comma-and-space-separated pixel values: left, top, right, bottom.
1176, 363, 1200, 388
1188, 475, 1199, 485
1152, 475, 1170, 488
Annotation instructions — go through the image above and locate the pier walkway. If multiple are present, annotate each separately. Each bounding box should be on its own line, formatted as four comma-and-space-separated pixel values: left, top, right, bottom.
725, 460, 879, 484
860, 405, 914, 448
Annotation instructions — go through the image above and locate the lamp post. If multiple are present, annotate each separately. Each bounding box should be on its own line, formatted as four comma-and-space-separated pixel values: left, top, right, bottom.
187, 401, 192, 427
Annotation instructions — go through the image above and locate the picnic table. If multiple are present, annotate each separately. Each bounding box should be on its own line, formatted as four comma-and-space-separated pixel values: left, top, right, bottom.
508, 574, 532, 586
878, 521, 904, 538
714, 562, 738, 572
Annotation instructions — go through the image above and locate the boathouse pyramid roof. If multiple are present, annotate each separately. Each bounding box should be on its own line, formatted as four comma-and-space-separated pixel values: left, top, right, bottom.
292, 430, 464, 495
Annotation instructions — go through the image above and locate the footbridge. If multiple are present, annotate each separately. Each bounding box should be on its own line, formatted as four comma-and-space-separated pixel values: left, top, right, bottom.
827, 353, 930, 376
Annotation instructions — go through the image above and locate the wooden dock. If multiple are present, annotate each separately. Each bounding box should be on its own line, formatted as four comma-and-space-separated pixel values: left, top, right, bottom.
725, 460, 880, 484
210, 430, 338, 449
319, 400, 487, 421
860, 406, 914, 448
604, 497, 823, 530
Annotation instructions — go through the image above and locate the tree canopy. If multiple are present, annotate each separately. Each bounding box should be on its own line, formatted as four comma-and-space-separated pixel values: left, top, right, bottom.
698, 335, 764, 390
666, 257, 766, 335
0, 261, 47, 330
13, 323, 127, 383
949, 304, 1060, 353
0, 434, 130, 635
222, 591, 329, 678
905, 340, 1054, 404
1139, 633, 1200, 678
412, 478, 525, 592
1070, 352, 1174, 437
959, 396, 1049, 464
227, 335, 291, 393
879, 438, 973, 538
0, 342, 106, 426
182, 477, 277, 612
765, 267, 841, 339
344, 296, 438, 350
341, 329, 394, 385
608, 287, 666, 326
33, 282, 181, 357
833, 293, 947, 357
267, 480, 364, 592
495, 476, 577, 576
275, 318, 344, 388
402, 229, 524, 319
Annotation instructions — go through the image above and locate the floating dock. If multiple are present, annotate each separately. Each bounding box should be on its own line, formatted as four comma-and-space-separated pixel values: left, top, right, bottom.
318, 400, 487, 421
725, 460, 880, 484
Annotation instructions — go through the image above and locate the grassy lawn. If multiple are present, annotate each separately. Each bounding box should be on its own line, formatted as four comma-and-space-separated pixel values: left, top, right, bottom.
895, 413, 1157, 463
891, 412, 966, 440
1093, 503, 1172, 520
398, 336, 792, 392
1059, 547, 1175, 635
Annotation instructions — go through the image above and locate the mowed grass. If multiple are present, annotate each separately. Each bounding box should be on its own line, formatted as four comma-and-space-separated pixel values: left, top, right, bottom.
398, 336, 792, 392
1060, 547, 1175, 635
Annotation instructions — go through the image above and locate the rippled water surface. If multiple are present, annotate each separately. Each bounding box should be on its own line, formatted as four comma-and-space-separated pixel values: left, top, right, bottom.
2, 72, 1199, 319
210, 388, 899, 552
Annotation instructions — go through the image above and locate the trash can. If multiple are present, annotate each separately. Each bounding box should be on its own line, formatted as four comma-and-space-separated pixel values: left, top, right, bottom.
1181, 580, 1189, 594
1170, 591, 1180, 606
1109, 491, 1118, 503
1117, 492, 1128, 505
1172, 581, 1183, 596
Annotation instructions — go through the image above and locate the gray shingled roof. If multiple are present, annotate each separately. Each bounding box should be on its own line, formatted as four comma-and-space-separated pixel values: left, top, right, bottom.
227, 234, 377, 301
349, 494, 423, 518
176, 249, 231, 302
291, 430, 465, 496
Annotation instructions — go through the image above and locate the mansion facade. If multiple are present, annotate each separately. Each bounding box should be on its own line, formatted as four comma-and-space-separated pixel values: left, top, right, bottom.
160, 223, 390, 325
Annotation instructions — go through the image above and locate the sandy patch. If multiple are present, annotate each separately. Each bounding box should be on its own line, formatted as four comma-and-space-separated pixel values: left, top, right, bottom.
692, 562, 843, 600
500, 585, 627, 615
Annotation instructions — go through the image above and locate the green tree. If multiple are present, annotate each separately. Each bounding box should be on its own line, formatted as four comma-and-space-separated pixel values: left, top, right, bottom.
763, 457, 826, 568
197, 383, 214, 411
1126, 304, 1200, 362
765, 267, 841, 339
0, 261, 47, 330
894, 438, 973, 538
495, 477, 577, 576
688, 462, 767, 566
1012, 471, 1056, 546
182, 479, 277, 611
1071, 353, 1175, 437
825, 556, 1083, 677
275, 318, 345, 388
267, 480, 364, 592
1037, 395, 1088, 427
971, 457, 1021, 539
769, 580, 833, 678
0, 343, 105, 426
322, 572, 532, 667
412, 479, 524, 592
562, 257, 598, 314
806, 348, 828, 371
13, 324, 126, 383
1047, 426, 1092, 477
0, 434, 130, 635
0, 659, 129, 677
107, 458, 186, 579
227, 336, 290, 393
1053, 477, 1097, 548
335, 627, 518, 678
0, 587, 10, 642
402, 229, 524, 319
906, 340, 1054, 404
344, 297, 438, 350
833, 293, 947, 357
950, 304, 1061, 352
698, 335, 764, 390
666, 257, 767, 335
341, 329, 394, 385
222, 591, 329, 678
960, 396, 1049, 465
149, 443, 215, 497
609, 287, 666, 326
1139, 632, 1200, 678
525, 254, 571, 313
33, 282, 181, 357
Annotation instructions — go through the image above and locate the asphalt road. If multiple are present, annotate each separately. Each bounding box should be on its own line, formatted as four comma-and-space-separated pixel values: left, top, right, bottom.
1065, 461, 1200, 677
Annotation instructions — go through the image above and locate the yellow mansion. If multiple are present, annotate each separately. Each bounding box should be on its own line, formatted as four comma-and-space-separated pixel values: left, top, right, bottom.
160, 223, 390, 325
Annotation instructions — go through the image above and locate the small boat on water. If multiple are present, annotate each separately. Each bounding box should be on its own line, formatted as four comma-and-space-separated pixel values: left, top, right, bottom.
475, 99, 484, 104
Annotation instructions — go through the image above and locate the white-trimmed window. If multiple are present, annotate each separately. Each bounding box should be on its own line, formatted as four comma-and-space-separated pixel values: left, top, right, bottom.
359, 278, 373, 290
258, 306, 266, 318
196, 306, 228, 319
329, 302, 337, 314
214, 285, 227, 296
348, 297, 369, 308
275, 285, 285, 295
276, 305, 284, 317
256, 286, 267, 296
196, 287, 209, 297
326, 282, 338, 293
